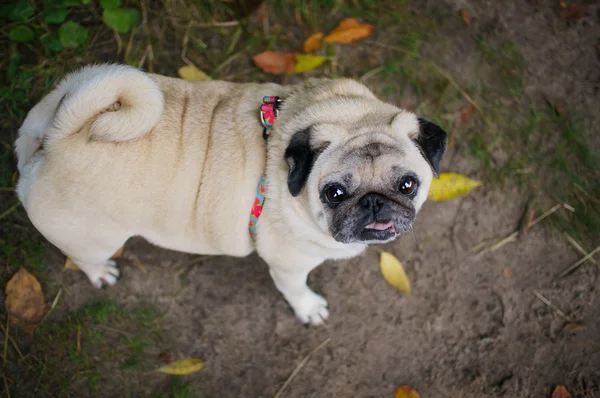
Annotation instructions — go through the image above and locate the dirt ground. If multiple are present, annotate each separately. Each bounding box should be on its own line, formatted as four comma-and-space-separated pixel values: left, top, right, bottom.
1, 0, 600, 397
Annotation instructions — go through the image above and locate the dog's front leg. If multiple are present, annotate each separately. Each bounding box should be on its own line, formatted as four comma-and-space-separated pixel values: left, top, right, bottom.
268, 265, 329, 326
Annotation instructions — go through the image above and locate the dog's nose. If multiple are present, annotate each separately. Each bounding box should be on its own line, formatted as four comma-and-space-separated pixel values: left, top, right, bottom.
360, 193, 385, 213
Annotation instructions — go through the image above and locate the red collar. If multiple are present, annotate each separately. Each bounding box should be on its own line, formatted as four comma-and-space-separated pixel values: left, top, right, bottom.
249, 96, 281, 241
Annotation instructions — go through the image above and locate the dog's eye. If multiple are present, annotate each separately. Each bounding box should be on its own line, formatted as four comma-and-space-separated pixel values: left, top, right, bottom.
399, 176, 417, 196
324, 184, 347, 204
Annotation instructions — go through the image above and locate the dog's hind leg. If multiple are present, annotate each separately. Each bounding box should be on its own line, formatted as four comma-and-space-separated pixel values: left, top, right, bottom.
70, 255, 122, 289
29, 210, 129, 288
57, 232, 129, 288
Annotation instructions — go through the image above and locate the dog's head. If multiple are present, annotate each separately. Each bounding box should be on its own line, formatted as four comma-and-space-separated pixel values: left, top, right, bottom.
279, 80, 447, 245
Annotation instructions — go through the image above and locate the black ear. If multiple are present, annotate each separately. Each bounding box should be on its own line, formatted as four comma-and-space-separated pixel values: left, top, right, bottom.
414, 118, 448, 178
284, 129, 316, 197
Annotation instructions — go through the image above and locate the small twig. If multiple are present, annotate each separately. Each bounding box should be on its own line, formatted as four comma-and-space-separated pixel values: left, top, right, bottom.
213, 53, 242, 75
564, 233, 598, 265
39, 288, 62, 326
359, 66, 384, 82
76, 325, 81, 353
273, 338, 330, 398
0, 201, 20, 222
0, 319, 23, 360
113, 30, 123, 55
95, 325, 132, 338
138, 45, 149, 69
34, 364, 46, 392
2, 317, 13, 395
181, 21, 192, 61
192, 20, 239, 28
475, 203, 563, 258
429, 63, 491, 125
555, 245, 600, 280
123, 29, 136, 62
3, 319, 8, 366
133, 256, 148, 274
533, 291, 573, 322
220, 68, 257, 81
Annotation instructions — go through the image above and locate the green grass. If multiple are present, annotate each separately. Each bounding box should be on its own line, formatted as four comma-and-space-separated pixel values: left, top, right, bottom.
6, 300, 171, 396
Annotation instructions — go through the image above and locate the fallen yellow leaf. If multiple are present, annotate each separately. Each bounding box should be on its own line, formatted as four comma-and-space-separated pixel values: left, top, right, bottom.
293, 54, 326, 73
380, 252, 411, 295
64, 257, 80, 271
5, 268, 48, 335
395, 385, 421, 398
178, 65, 211, 81
253, 52, 296, 74
428, 172, 482, 201
303, 32, 323, 52
157, 358, 204, 375
324, 18, 374, 44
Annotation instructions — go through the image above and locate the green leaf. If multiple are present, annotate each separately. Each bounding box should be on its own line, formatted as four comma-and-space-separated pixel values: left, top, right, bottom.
9, 25, 35, 42
81, 0, 92, 5
43, 7, 67, 24
100, 0, 120, 8
4, 1, 36, 22
59, 21, 88, 48
102, 8, 140, 34
41, 31, 62, 53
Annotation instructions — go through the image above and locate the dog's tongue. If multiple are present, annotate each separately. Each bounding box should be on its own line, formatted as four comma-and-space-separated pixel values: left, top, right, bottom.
365, 222, 394, 231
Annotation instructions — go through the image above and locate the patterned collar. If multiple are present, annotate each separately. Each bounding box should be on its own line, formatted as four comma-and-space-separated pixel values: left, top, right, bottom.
249, 96, 281, 241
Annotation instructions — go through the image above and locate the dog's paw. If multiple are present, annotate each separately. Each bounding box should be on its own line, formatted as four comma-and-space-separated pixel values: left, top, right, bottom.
81, 260, 120, 288
291, 291, 329, 326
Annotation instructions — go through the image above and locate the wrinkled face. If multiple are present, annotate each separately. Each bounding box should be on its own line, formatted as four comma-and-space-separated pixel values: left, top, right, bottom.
285, 112, 447, 245
317, 142, 424, 244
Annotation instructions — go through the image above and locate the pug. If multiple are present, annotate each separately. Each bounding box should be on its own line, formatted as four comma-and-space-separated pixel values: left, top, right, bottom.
15, 64, 447, 325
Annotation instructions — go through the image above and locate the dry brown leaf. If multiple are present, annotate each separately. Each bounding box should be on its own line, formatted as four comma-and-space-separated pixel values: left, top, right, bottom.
563, 323, 588, 332
559, 3, 587, 20
457, 103, 477, 127
559, 0, 567, 8
395, 385, 421, 398
460, 9, 472, 26
5, 268, 48, 334
303, 32, 324, 52
324, 18, 374, 44
253, 52, 296, 74
503, 268, 512, 279
551, 385, 572, 398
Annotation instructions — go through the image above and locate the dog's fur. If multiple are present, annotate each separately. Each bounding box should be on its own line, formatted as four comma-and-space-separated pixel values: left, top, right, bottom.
15, 64, 447, 325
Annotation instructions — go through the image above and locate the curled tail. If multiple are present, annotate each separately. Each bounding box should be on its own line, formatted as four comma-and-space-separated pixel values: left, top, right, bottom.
15, 64, 164, 171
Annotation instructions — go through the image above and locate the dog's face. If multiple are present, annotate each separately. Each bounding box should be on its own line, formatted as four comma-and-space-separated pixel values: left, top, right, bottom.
283, 102, 447, 245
